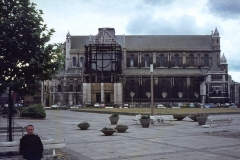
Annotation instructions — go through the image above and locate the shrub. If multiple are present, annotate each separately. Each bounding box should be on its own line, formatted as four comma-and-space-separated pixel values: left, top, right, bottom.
140, 115, 150, 119
110, 114, 119, 117
20, 104, 46, 119
101, 127, 114, 131
116, 124, 128, 128
78, 121, 90, 125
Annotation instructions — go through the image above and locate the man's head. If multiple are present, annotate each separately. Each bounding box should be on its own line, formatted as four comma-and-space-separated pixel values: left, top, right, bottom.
26, 124, 34, 135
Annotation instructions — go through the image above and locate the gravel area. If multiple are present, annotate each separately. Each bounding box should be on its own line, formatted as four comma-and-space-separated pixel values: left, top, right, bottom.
205, 131, 240, 139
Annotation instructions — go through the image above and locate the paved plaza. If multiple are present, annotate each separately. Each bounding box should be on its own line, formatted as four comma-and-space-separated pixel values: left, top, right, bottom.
1, 110, 240, 160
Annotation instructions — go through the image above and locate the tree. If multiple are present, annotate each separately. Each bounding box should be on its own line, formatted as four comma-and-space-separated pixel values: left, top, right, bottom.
0, 0, 60, 95
0, 0, 61, 141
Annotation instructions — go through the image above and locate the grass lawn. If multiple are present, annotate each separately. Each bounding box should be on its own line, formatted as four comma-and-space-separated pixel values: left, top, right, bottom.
71, 108, 240, 115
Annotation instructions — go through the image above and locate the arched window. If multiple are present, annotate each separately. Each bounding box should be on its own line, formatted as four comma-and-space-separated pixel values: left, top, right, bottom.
162, 79, 166, 92
80, 57, 84, 67
130, 54, 135, 67
73, 57, 76, 67
77, 84, 81, 92
57, 84, 62, 92
189, 54, 194, 67
144, 54, 150, 67
159, 54, 165, 67
178, 80, 183, 92
204, 54, 209, 67
174, 54, 179, 67
69, 84, 73, 92
130, 80, 135, 92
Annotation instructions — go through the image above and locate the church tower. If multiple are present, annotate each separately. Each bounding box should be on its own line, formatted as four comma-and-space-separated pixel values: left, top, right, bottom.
212, 27, 220, 50
220, 53, 228, 73
65, 31, 71, 69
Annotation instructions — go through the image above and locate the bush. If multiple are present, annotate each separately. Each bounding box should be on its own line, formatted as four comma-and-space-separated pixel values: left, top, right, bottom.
110, 114, 119, 117
20, 104, 46, 119
140, 115, 150, 119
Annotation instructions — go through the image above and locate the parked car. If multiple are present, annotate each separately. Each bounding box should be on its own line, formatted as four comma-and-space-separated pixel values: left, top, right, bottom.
229, 103, 237, 108
188, 103, 195, 108
77, 104, 82, 108
51, 104, 59, 108
100, 103, 105, 108
204, 103, 215, 108
14, 103, 23, 108
94, 103, 100, 107
157, 104, 165, 108
221, 103, 230, 107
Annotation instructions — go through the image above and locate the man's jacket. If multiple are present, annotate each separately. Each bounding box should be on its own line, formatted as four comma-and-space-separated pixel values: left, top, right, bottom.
19, 134, 43, 158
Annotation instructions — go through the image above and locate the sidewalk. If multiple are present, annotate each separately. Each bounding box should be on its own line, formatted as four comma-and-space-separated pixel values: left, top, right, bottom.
1, 110, 240, 160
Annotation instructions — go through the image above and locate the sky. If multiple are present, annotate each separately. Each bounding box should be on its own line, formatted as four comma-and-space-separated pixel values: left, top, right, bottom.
31, 0, 240, 82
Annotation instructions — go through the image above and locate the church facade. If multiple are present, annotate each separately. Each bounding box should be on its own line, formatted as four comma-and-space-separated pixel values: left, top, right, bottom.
41, 28, 239, 107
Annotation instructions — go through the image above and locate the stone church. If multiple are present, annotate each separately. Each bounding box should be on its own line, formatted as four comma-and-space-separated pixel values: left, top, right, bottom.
41, 27, 239, 107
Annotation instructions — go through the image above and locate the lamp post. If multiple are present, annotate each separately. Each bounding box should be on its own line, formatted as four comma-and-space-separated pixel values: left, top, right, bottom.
150, 64, 154, 116
130, 91, 135, 108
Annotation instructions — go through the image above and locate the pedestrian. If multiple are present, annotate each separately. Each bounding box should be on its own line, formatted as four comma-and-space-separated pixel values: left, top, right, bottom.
19, 124, 43, 160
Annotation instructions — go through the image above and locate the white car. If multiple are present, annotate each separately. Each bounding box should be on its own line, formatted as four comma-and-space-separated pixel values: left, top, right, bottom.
51, 104, 59, 108
94, 103, 100, 107
157, 104, 166, 108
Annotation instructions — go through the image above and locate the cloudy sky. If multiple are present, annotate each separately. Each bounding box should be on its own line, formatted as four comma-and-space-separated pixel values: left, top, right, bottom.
31, 0, 240, 82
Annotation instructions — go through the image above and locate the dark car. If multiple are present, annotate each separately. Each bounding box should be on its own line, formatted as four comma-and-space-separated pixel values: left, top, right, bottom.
204, 103, 215, 108
14, 103, 23, 108
229, 103, 237, 108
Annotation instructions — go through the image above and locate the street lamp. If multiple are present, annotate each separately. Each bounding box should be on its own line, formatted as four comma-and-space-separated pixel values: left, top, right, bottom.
130, 91, 135, 108
150, 64, 154, 116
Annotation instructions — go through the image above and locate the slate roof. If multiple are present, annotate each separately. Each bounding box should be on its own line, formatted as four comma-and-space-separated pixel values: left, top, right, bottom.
69, 35, 213, 52
124, 35, 213, 51
208, 62, 222, 72
71, 36, 89, 50
66, 68, 82, 74
122, 68, 208, 76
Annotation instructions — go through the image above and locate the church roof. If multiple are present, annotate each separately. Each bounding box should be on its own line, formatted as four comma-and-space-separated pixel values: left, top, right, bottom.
124, 35, 213, 51
208, 62, 222, 72
66, 68, 82, 74
69, 35, 213, 51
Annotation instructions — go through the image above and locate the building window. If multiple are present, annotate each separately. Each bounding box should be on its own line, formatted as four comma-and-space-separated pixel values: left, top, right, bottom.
189, 54, 194, 67
77, 84, 81, 92
130, 54, 135, 67
73, 57, 76, 67
69, 84, 74, 92
204, 54, 209, 67
159, 54, 165, 67
130, 80, 135, 92
178, 80, 183, 92
162, 79, 166, 92
57, 84, 62, 92
174, 54, 179, 67
144, 54, 150, 67
80, 57, 84, 67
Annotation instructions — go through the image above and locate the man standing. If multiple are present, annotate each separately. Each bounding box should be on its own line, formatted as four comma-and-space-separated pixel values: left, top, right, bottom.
19, 124, 43, 160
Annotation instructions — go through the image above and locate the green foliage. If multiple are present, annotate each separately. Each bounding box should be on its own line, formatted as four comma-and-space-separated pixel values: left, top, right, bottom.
78, 121, 90, 126
20, 104, 46, 119
110, 113, 119, 117
0, 0, 59, 95
116, 124, 128, 128
101, 127, 114, 131
140, 115, 150, 119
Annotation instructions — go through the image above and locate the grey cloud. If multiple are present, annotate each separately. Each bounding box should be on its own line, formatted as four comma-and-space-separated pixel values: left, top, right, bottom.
207, 0, 240, 19
126, 14, 218, 35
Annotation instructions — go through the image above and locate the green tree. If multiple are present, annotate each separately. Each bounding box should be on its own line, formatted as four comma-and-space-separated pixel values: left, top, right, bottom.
0, 0, 60, 95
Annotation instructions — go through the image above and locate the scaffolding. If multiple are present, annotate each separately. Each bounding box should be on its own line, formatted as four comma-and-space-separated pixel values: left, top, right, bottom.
84, 28, 122, 83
